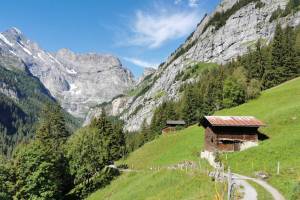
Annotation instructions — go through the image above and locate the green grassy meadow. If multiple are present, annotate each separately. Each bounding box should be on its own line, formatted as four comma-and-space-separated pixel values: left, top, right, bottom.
88, 77, 300, 199
87, 125, 218, 200
120, 125, 206, 170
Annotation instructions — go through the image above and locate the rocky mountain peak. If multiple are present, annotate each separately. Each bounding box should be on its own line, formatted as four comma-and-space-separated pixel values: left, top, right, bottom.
1, 27, 26, 45
55, 48, 122, 72
0, 27, 135, 118
3, 27, 23, 37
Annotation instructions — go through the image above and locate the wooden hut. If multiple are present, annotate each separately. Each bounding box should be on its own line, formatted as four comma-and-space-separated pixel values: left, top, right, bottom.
201, 116, 265, 152
162, 120, 186, 134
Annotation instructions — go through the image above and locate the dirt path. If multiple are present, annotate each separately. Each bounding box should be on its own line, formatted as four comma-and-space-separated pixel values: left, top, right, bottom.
233, 173, 285, 200
231, 174, 257, 200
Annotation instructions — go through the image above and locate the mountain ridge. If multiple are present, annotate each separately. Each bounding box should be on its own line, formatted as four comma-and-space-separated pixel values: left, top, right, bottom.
0, 28, 135, 118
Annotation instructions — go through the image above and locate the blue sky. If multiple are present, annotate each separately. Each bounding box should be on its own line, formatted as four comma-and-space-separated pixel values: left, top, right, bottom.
0, 0, 219, 77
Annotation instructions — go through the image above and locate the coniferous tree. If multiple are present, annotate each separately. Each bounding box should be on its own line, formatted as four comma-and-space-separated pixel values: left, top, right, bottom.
249, 40, 269, 80
110, 118, 126, 160
272, 24, 286, 78
140, 119, 152, 143
263, 24, 285, 88
35, 104, 70, 150
284, 26, 299, 79
182, 86, 199, 125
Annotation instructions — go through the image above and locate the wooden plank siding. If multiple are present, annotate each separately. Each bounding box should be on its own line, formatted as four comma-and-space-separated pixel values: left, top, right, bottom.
201, 116, 264, 152
204, 126, 259, 152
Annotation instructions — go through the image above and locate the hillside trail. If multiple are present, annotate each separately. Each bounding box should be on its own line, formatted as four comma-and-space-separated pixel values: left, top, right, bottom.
233, 173, 285, 200
230, 174, 257, 200
201, 151, 286, 200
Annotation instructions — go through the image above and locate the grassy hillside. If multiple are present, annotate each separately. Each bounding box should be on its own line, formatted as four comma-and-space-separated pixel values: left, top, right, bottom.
88, 170, 219, 200
88, 77, 300, 199
120, 126, 206, 169
87, 125, 218, 200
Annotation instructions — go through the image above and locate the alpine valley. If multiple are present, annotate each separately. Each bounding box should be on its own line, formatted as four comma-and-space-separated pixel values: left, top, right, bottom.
1, 0, 300, 199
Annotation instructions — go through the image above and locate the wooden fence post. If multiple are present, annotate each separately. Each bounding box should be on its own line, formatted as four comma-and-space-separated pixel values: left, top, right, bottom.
227, 167, 231, 200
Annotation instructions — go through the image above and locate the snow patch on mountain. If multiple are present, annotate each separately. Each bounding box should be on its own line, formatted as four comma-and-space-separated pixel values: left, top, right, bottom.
66, 68, 77, 74
0, 33, 14, 46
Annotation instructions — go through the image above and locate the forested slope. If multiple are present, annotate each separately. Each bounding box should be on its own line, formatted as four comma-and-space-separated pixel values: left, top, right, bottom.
0, 64, 80, 156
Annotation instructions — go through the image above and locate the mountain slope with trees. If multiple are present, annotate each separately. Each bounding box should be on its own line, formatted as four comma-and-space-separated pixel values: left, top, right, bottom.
88, 77, 300, 200
0, 62, 80, 156
125, 23, 300, 150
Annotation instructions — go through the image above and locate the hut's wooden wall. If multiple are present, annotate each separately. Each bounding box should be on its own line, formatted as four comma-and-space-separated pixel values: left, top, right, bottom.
204, 127, 217, 152
204, 126, 258, 152
162, 127, 176, 134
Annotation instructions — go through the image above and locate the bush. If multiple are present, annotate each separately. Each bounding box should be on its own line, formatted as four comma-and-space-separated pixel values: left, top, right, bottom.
246, 79, 261, 99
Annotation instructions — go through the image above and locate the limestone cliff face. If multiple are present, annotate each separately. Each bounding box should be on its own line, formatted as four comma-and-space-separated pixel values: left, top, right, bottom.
88, 0, 299, 131
0, 28, 135, 118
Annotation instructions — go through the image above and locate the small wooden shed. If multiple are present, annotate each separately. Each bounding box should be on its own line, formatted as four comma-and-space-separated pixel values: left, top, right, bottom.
162, 120, 186, 134
201, 116, 265, 152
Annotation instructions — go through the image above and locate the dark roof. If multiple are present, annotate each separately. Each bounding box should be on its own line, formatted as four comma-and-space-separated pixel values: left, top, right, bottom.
166, 120, 186, 125
204, 116, 265, 127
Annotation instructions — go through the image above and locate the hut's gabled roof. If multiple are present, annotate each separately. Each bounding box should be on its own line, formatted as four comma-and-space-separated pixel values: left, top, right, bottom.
204, 116, 265, 127
166, 120, 186, 125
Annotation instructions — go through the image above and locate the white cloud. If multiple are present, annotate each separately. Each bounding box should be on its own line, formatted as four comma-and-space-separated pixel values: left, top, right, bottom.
123, 57, 159, 69
174, 0, 200, 7
188, 0, 200, 8
128, 9, 201, 48
174, 0, 182, 5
